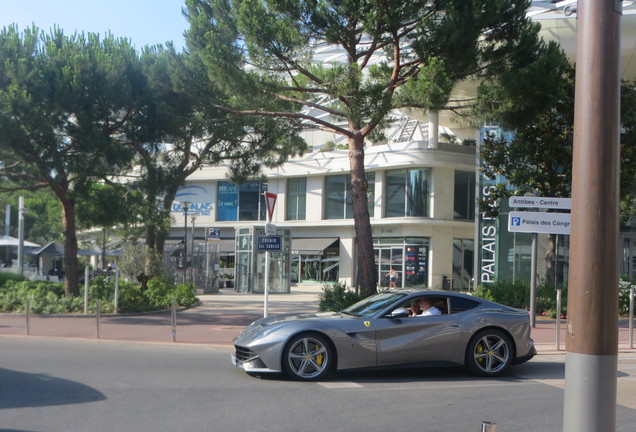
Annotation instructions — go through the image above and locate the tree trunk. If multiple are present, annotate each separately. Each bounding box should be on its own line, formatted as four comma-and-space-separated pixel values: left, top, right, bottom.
544, 233, 557, 285
60, 198, 80, 297
349, 133, 377, 296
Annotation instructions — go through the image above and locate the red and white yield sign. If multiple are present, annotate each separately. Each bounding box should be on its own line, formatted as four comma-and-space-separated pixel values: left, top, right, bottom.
265, 192, 277, 222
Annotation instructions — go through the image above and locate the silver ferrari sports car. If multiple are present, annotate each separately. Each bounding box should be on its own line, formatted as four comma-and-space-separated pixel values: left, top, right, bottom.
231, 290, 536, 380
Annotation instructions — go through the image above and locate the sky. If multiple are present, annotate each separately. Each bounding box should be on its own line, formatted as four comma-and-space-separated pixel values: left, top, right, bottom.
0, 0, 190, 51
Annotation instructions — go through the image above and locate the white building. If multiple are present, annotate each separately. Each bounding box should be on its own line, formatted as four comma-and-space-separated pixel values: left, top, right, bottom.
170, 112, 478, 291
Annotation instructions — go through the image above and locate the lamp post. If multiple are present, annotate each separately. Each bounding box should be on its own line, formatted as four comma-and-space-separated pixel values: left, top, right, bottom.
190, 213, 197, 287
17, 196, 27, 276
180, 201, 191, 285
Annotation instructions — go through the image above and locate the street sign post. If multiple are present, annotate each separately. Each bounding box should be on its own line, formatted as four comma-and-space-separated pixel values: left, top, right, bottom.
256, 235, 282, 252
263, 192, 277, 318
508, 211, 571, 235
508, 196, 571, 210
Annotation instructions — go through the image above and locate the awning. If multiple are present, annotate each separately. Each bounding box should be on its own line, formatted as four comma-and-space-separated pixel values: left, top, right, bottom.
32, 241, 64, 256
291, 238, 339, 255
0, 235, 40, 248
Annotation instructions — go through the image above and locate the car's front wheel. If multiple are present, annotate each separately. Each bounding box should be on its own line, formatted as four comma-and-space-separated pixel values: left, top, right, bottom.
466, 329, 512, 377
282, 333, 333, 381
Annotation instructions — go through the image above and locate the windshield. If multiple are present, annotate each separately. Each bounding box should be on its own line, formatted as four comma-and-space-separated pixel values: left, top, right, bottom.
342, 292, 407, 317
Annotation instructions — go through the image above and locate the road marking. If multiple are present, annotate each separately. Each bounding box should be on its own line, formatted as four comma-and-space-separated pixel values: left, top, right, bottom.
318, 382, 363, 389
319, 380, 543, 391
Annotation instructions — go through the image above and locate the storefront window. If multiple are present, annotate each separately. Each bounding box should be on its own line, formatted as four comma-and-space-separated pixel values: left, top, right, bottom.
374, 237, 429, 288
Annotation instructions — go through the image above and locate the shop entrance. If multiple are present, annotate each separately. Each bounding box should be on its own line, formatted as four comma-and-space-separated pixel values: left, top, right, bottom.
374, 238, 429, 289
376, 247, 403, 288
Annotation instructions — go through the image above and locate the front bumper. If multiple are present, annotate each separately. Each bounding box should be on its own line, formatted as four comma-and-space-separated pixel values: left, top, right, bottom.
231, 346, 279, 374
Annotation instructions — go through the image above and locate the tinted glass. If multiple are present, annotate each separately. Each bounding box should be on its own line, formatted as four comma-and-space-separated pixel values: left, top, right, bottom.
342, 292, 407, 317
449, 297, 480, 314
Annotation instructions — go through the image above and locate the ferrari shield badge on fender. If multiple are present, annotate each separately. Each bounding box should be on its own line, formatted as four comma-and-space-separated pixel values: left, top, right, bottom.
364, 321, 371, 327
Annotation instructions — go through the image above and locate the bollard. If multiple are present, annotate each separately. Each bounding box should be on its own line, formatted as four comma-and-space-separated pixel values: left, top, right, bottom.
113, 270, 120, 314
556, 288, 562, 351
84, 266, 89, 315
96, 300, 101, 339
171, 301, 177, 342
630, 287, 634, 349
480, 421, 497, 432
25, 298, 30, 336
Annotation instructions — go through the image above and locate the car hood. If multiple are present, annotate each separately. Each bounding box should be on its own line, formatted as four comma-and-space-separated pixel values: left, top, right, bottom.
249, 311, 348, 327
237, 311, 353, 339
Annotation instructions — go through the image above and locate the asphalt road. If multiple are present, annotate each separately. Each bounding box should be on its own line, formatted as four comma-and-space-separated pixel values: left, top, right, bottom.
2, 338, 636, 432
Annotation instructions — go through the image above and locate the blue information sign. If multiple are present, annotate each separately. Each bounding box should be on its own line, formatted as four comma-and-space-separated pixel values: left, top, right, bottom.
256, 235, 282, 252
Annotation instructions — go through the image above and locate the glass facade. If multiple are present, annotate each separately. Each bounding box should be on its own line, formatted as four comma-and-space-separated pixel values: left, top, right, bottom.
286, 177, 307, 220
454, 170, 476, 220
217, 181, 267, 221
452, 238, 474, 291
385, 168, 430, 217
324, 172, 375, 219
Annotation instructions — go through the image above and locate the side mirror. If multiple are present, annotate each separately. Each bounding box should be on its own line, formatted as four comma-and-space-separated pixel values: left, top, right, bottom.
390, 307, 410, 318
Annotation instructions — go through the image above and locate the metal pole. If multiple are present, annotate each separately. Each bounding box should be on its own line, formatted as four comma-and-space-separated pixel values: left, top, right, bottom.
480, 421, 496, 432
530, 232, 537, 327
191, 214, 197, 288
563, 1, 621, 431
556, 288, 562, 351
264, 250, 270, 318
630, 287, 634, 349
181, 202, 191, 285
96, 300, 101, 339
114, 270, 120, 314
25, 298, 30, 336
4, 205, 10, 264
171, 301, 177, 342
17, 197, 25, 275
84, 266, 90, 315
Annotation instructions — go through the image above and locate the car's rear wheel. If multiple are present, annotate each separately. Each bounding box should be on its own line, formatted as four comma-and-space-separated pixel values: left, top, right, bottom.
282, 333, 332, 381
466, 329, 512, 377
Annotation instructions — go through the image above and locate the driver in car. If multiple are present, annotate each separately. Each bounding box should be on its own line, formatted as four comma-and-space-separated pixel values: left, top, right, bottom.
413, 299, 442, 317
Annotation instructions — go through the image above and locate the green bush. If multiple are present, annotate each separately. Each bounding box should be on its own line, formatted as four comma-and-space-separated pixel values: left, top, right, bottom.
0, 274, 199, 314
318, 282, 367, 312
143, 277, 197, 308
171, 283, 199, 308
619, 278, 636, 316
474, 280, 568, 318
145, 276, 175, 308
0, 272, 28, 287
116, 280, 148, 313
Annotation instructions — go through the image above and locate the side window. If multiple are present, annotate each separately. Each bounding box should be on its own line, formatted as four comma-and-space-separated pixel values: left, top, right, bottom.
399, 297, 448, 316
448, 297, 480, 314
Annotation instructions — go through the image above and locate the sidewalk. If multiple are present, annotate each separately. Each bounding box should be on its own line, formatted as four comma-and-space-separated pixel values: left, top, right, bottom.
0, 284, 634, 355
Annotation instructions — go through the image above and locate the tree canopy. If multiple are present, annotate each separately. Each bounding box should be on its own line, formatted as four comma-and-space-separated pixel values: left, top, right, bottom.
0, 26, 145, 296
0, 25, 308, 296
185, 0, 569, 293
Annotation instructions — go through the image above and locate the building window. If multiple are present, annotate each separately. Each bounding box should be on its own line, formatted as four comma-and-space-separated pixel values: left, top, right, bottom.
286, 178, 306, 221
454, 170, 475, 220
385, 168, 430, 217
217, 181, 267, 221
324, 173, 375, 219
